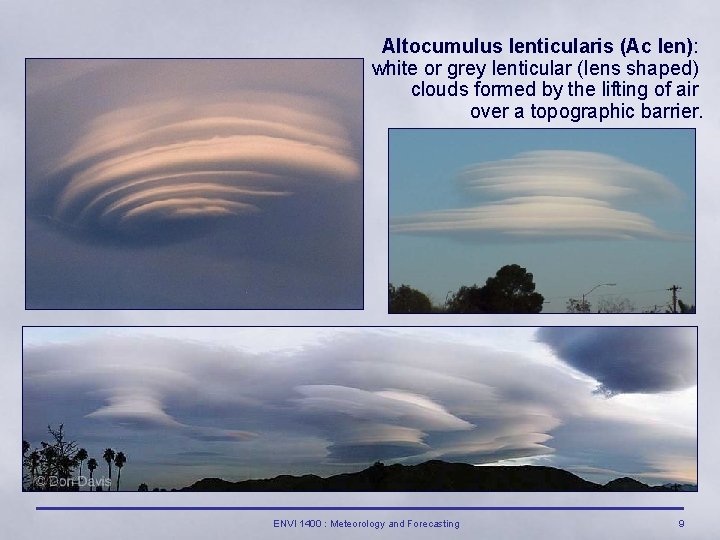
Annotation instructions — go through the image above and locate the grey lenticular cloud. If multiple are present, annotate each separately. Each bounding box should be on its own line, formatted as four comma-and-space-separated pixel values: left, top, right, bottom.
22, 332, 572, 469
23, 328, 697, 488
391, 150, 689, 242
537, 327, 697, 394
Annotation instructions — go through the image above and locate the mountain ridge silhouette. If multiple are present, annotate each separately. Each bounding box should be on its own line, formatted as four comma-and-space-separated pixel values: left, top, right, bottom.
180, 460, 694, 492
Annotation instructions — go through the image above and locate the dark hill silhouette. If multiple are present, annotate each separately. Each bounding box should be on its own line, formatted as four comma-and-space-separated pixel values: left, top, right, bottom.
180, 460, 691, 492
602, 477, 674, 492
661, 482, 697, 492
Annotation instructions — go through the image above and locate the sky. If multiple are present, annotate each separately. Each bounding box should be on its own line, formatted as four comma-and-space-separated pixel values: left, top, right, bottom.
25, 59, 363, 309
23, 326, 697, 490
389, 129, 695, 312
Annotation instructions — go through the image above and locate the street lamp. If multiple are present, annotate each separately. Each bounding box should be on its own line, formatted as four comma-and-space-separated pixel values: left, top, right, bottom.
581, 283, 616, 310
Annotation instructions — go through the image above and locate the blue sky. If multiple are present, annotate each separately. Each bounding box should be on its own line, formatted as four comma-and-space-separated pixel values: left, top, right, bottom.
389, 129, 695, 312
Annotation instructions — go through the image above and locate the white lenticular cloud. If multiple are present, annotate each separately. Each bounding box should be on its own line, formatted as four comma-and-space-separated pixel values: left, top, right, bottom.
85, 392, 182, 426
22, 329, 696, 484
459, 150, 683, 200
294, 385, 474, 431
47, 95, 360, 236
392, 196, 686, 240
391, 150, 688, 241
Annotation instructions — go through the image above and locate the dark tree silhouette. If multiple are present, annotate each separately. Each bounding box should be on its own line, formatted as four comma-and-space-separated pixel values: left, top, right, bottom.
56, 455, 76, 484
138, 483, 149, 492
27, 450, 40, 490
567, 296, 635, 313
75, 448, 88, 480
22, 440, 31, 488
23, 447, 41, 491
566, 298, 591, 313
39, 443, 56, 489
114, 452, 127, 491
47, 424, 78, 488
23, 424, 80, 490
446, 264, 544, 313
87, 458, 98, 489
597, 297, 635, 313
23, 426, 124, 492
677, 299, 696, 314
47, 425, 78, 474
643, 300, 695, 314
103, 448, 115, 486
388, 283, 433, 313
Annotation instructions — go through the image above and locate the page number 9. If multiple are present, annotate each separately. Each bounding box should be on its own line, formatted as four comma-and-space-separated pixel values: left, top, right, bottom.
678, 520, 685, 528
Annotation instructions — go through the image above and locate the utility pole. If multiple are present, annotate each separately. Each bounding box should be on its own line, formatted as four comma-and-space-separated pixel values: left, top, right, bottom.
667, 285, 682, 313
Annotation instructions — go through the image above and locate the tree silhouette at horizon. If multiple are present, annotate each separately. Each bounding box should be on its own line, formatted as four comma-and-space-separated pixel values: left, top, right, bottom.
114, 452, 127, 491
446, 264, 544, 313
103, 448, 115, 488
87, 458, 98, 491
75, 448, 88, 481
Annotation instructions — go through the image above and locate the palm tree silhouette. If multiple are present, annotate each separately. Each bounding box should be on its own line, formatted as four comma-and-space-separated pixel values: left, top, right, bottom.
75, 448, 88, 481
103, 448, 115, 487
87, 458, 98, 490
114, 452, 127, 491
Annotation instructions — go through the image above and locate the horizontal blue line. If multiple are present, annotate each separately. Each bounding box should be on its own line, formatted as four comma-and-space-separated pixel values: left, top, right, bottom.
36, 506, 684, 511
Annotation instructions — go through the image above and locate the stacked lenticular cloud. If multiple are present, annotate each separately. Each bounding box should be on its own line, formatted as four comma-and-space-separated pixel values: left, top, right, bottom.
392, 150, 687, 241
49, 94, 360, 237
26, 59, 363, 309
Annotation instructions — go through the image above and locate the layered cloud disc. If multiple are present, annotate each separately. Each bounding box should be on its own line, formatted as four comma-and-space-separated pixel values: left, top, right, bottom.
23, 328, 697, 485
45, 95, 361, 238
392, 196, 686, 240
392, 150, 688, 242
459, 150, 683, 200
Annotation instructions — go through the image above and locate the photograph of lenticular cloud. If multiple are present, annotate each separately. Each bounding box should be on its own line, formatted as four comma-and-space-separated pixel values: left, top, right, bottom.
389, 129, 694, 313
26, 59, 362, 309
23, 327, 696, 491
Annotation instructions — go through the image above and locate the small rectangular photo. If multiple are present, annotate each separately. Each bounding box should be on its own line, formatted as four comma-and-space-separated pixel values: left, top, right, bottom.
389, 128, 695, 314
26, 58, 363, 309
23, 326, 696, 492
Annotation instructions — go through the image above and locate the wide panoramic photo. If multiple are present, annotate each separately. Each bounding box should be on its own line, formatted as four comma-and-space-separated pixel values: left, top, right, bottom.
23, 327, 697, 492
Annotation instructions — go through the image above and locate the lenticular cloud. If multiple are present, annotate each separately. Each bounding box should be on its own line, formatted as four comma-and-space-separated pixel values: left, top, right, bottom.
391, 150, 688, 242
460, 151, 681, 200
45, 95, 360, 238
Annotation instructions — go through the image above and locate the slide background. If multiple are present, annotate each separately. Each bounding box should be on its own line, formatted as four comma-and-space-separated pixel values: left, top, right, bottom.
1, 0, 716, 537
